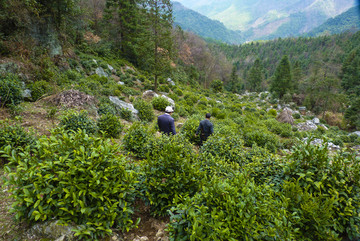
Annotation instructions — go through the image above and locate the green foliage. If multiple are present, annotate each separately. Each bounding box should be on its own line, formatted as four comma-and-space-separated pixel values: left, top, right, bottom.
0, 119, 35, 153
168, 174, 293, 240
119, 108, 133, 122
59, 110, 97, 134
151, 96, 171, 111
200, 133, 244, 164
97, 113, 123, 138
264, 118, 293, 137
122, 122, 154, 159
282, 139, 360, 240
180, 117, 201, 144
243, 130, 280, 152
0, 74, 23, 107
270, 55, 293, 99
30, 80, 52, 101
211, 79, 223, 93
3, 129, 138, 239
344, 96, 360, 130
133, 98, 154, 122
142, 134, 201, 216
98, 102, 117, 116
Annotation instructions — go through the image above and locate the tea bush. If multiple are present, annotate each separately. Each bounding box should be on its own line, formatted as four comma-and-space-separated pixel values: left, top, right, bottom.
119, 107, 133, 121
168, 174, 294, 240
180, 117, 201, 144
282, 139, 360, 240
98, 103, 117, 116
30, 80, 52, 101
122, 122, 154, 158
0, 119, 35, 158
59, 110, 97, 134
243, 130, 280, 152
0, 74, 23, 107
151, 96, 171, 111
200, 133, 244, 165
142, 135, 202, 216
133, 98, 154, 122
97, 113, 123, 138
264, 118, 293, 137
3, 129, 138, 239
268, 109, 277, 117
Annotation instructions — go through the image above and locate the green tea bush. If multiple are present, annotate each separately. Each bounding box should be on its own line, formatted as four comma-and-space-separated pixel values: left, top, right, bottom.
122, 87, 140, 96
158, 85, 169, 93
30, 80, 52, 101
133, 98, 154, 122
183, 92, 198, 105
168, 174, 293, 240
142, 135, 202, 216
119, 108, 133, 121
59, 110, 97, 134
268, 109, 277, 117
180, 117, 201, 144
0, 74, 23, 107
151, 96, 171, 111
3, 129, 138, 239
0, 119, 35, 153
97, 113, 123, 138
282, 139, 360, 240
98, 103, 117, 116
211, 79, 223, 93
264, 118, 293, 137
122, 122, 154, 158
243, 130, 280, 152
200, 133, 244, 164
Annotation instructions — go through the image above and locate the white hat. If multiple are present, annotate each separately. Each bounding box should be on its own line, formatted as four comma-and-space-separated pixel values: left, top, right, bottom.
165, 106, 174, 113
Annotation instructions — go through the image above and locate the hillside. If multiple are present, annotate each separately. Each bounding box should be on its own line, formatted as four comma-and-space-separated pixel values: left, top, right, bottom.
173, 2, 244, 44
306, 6, 360, 37
174, 0, 358, 41
1, 0, 360, 240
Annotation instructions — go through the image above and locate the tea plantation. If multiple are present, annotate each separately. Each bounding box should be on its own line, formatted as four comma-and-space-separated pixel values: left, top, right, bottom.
0, 52, 359, 240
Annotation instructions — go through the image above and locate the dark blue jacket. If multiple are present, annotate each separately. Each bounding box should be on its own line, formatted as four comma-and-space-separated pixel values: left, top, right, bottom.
158, 114, 176, 135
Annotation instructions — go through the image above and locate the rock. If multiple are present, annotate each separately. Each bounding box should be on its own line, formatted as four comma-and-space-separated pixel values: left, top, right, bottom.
167, 78, 175, 86
303, 138, 340, 150
277, 108, 294, 125
95, 67, 109, 77
216, 100, 222, 104
312, 117, 320, 125
0, 62, 19, 75
143, 90, 159, 99
109, 96, 138, 114
118, 81, 125, 85
108, 64, 116, 74
319, 124, 328, 130
296, 120, 318, 131
133, 236, 149, 241
161, 94, 175, 107
25, 220, 78, 240
350, 131, 360, 137
177, 123, 184, 129
22, 89, 32, 99
93, 59, 97, 64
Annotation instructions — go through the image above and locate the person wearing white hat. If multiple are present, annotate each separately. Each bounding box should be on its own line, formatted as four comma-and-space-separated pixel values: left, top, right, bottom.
157, 106, 176, 135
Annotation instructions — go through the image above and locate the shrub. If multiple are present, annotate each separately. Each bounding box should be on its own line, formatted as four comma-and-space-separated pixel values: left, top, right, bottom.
142, 135, 201, 216
133, 98, 154, 122
282, 139, 360, 240
122, 122, 154, 158
98, 103, 117, 116
119, 108, 133, 121
151, 96, 171, 111
59, 110, 97, 134
200, 133, 244, 164
264, 119, 293, 137
168, 174, 293, 240
268, 109, 277, 117
3, 129, 138, 239
158, 85, 169, 93
211, 79, 223, 93
30, 80, 52, 101
97, 113, 123, 138
180, 117, 201, 144
0, 74, 23, 107
243, 130, 280, 152
0, 119, 35, 153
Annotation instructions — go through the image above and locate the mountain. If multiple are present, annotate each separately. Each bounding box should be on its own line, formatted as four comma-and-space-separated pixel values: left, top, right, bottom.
306, 6, 360, 37
172, 2, 244, 44
174, 0, 358, 41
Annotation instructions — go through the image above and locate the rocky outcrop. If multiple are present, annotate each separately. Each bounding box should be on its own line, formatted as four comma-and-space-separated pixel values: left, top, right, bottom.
296, 120, 318, 131
277, 107, 294, 125
109, 96, 138, 114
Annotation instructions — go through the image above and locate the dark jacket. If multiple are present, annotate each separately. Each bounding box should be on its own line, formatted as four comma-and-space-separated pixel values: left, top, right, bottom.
158, 114, 176, 135
196, 119, 213, 140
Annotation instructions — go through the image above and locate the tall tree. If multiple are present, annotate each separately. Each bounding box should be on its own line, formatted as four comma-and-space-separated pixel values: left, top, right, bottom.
104, 0, 140, 60
139, 0, 173, 91
247, 58, 263, 92
270, 55, 292, 99
341, 47, 360, 97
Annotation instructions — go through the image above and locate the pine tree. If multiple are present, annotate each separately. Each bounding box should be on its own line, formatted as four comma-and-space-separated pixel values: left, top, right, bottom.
138, 0, 173, 91
247, 58, 263, 92
104, 0, 140, 60
341, 47, 360, 96
270, 55, 292, 99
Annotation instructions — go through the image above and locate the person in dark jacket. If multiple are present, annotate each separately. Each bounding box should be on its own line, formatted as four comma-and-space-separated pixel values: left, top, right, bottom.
157, 106, 176, 135
196, 113, 214, 145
